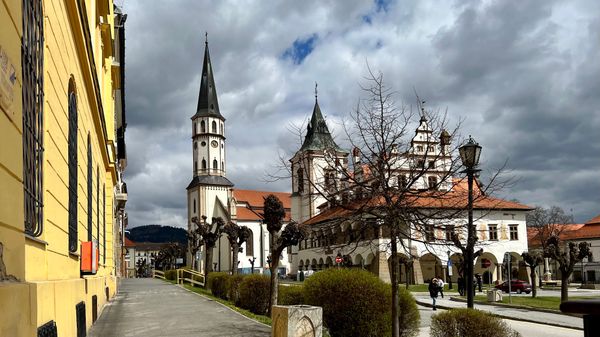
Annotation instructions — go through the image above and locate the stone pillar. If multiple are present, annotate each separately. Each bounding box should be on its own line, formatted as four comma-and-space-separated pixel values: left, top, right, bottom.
496, 263, 503, 283
374, 252, 391, 283
272, 305, 322, 337
441, 266, 447, 283
412, 258, 424, 285
544, 257, 552, 281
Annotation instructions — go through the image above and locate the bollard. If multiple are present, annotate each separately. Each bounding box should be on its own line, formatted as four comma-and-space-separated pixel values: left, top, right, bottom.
272, 305, 322, 337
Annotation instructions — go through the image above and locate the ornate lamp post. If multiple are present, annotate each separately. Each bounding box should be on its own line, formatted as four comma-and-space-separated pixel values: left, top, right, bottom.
459, 136, 482, 309
447, 250, 453, 289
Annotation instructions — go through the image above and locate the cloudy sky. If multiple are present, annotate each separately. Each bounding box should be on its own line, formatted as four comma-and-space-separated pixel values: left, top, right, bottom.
120, 0, 600, 228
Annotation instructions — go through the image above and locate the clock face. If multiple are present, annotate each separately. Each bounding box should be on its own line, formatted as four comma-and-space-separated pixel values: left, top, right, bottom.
211, 140, 218, 148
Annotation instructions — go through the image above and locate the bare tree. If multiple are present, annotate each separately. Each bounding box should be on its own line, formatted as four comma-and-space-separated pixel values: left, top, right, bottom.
263, 194, 308, 315
222, 221, 252, 275
191, 216, 225, 283
155, 243, 184, 271
521, 251, 544, 297
544, 236, 592, 302
188, 229, 202, 271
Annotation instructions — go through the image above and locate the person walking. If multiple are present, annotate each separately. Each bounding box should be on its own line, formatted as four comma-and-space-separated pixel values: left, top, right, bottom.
436, 276, 445, 298
429, 278, 439, 311
457, 276, 465, 296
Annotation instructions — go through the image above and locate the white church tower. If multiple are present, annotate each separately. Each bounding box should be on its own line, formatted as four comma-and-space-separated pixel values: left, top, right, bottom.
187, 38, 234, 271
290, 89, 348, 223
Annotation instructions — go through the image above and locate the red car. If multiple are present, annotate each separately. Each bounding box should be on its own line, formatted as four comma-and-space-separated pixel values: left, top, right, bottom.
495, 280, 532, 294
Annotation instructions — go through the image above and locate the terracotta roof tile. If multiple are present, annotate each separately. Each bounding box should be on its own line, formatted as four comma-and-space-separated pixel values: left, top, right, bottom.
124, 237, 137, 247
586, 214, 600, 225
233, 189, 291, 208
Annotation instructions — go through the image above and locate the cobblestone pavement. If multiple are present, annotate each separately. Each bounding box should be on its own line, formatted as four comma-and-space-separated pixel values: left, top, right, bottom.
89, 278, 270, 337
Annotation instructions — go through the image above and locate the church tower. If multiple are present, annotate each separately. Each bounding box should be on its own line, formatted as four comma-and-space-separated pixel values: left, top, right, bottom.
187, 38, 234, 271
290, 88, 348, 223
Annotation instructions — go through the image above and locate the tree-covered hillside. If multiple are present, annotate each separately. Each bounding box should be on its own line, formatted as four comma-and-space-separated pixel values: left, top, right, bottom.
127, 225, 187, 245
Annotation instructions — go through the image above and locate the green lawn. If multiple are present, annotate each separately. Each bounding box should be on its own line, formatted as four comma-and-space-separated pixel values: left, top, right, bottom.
407, 284, 459, 292
474, 295, 592, 311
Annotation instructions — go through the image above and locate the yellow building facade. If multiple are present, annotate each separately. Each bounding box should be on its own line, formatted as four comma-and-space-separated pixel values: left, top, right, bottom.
0, 0, 128, 336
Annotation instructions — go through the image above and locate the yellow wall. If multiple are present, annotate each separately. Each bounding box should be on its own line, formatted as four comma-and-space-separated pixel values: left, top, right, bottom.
0, 0, 124, 336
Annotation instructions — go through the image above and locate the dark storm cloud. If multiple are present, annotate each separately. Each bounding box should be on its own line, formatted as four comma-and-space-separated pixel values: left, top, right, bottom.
123, 0, 600, 228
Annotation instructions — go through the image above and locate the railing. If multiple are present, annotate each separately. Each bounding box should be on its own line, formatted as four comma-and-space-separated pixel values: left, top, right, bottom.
152, 269, 165, 280
177, 268, 205, 287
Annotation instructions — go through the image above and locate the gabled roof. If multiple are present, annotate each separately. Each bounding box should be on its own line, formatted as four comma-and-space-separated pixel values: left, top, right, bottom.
586, 214, 600, 225
304, 186, 532, 226
234, 189, 291, 221
192, 40, 224, 120
299, 99, 346, 153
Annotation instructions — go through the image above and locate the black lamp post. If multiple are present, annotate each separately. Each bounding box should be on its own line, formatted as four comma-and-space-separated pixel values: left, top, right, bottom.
459, 136, 482, 309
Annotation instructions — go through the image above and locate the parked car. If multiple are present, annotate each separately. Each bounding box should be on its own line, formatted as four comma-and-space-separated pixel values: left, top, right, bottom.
495, 279, 532, 294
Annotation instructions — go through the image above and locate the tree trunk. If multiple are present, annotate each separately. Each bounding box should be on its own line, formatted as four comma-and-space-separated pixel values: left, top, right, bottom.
231, 243, 239, 275
390, 233, 400, 337
405, 263, 410, 290
465, 248, 474, 308
561, 273, 569, 302
269, 248, 281, 316
530, 266, 537, 298
204, 245, 213, 287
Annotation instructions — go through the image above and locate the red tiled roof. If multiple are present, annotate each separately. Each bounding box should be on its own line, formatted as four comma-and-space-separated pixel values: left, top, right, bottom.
527, 223, 596, 248
304, 189, 532, 226
124, 237, 137, 247
586, 214, 600, 225
234, 189, 292, 222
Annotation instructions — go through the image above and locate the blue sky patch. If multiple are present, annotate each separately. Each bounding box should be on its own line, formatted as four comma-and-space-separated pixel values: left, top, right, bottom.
282, 34, 318, 65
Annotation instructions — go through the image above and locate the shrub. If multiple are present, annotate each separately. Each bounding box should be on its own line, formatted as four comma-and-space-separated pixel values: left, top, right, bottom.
164, 269, 177, 280
278, 285, 304, 305
207, 272, 230, 300
431, 308, 522, 337
239, 274, 270, 315
227, 274, 246, 306
397, 287, 420, 337
304, 268, 419, 337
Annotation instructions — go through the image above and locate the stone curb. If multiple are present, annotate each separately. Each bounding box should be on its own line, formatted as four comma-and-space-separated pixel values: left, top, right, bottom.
448, 296, 578, 316
415, 299, 584, 331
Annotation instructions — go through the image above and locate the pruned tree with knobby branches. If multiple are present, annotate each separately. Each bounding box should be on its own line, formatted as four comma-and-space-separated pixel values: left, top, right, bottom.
544, 235, 592, 302
222, 221, 252, 275
263, 194, 308, 315
190, 216, 225, 282
521, 251, 544, 297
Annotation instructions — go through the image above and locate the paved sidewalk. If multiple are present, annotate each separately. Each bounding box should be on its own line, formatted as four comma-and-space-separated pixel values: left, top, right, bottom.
413, 294, 584, 330
89, 278, 270, 337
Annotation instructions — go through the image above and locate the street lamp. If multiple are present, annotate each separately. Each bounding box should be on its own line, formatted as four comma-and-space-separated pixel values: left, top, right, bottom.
447, 250, 453, 289
459, 136, 482, 309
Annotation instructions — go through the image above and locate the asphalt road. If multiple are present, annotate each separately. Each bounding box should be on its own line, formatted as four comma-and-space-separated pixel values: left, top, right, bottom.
89, 278, 270, 337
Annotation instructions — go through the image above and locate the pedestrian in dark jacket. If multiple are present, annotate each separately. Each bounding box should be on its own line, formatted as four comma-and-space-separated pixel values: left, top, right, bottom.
429, 278, 439, 310
457, 276, 465, 296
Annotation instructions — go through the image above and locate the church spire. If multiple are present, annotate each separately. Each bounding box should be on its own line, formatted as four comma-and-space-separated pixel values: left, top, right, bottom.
300, 87, 345, 152
194, 35, 224, 120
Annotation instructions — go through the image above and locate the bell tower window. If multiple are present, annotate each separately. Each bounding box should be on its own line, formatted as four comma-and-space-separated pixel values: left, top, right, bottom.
213, 159, 218, 170
202, 159, 207, 170
200, 120, 205, 133
297, 168, 304, 193
212, 121, 217, 133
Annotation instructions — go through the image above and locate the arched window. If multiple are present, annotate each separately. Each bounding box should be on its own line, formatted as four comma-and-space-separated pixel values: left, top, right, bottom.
221, 161, 224, 171
202, 159, 207, 170
297, 168, 304, 193
212, 121, 217, 133
213, 159, 218, 170
87, 134, 93, 241
246, 229, 254, 256
194, 161, 198, 172
220, 123, 224, 135
200, 120, 206, 133
68, 83, 78, 252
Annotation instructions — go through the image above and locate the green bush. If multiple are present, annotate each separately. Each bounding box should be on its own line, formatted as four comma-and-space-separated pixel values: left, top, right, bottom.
304, 268, 418, 337
227, 274, 246, 306
278, 285, 304, 305
164, 269, 177, 280
207, 272, 230, 300
431, 308, 521, 337
239, 274, 270, 315
397, 287, 419, 337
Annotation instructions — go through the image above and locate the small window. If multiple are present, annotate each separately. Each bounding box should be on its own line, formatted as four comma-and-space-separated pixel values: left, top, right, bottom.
213, 159, 218, 169
202, 159, 207, 169
427, 146, 434, 152
417, 160, 425, 169
200, 120, 206, 133
445, 225, 455, 241
399, 175, 408, 189
425, 225, 435, 242
201, 141, 206, 147
212, 121, 217, 133
488, 224, 498, 241
509, 224, 518, 241
221, 161, 224, 171
428, 160, 435, 169
416, 145, 423, 152
246, 229, 254, 256
428, 176, 437, 190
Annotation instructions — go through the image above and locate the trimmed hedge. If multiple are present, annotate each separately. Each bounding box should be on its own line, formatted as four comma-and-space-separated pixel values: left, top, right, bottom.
227, 274, 246, 306
164, 269, 177, 280
278, 285, 304, 305
431, 308, 522, 337
207, 272, 230, 300
397, 287, 419, 337
239, 274, 271, 315
304, 268, 419, 337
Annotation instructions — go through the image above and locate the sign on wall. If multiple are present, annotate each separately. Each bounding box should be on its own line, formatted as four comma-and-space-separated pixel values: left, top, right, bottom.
0, 45, 16, 112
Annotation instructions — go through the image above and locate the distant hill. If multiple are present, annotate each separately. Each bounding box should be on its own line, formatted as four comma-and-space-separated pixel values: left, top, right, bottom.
127, 225, 187, 245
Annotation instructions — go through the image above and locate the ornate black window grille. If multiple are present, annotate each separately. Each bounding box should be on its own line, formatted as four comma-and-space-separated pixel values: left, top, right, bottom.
87, 135, 92, 241
75, 301, 86, 337
37, 320, 57, 337
22, 0, 45, 237
96, 166, 100, 252
68, 87, 78, 252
